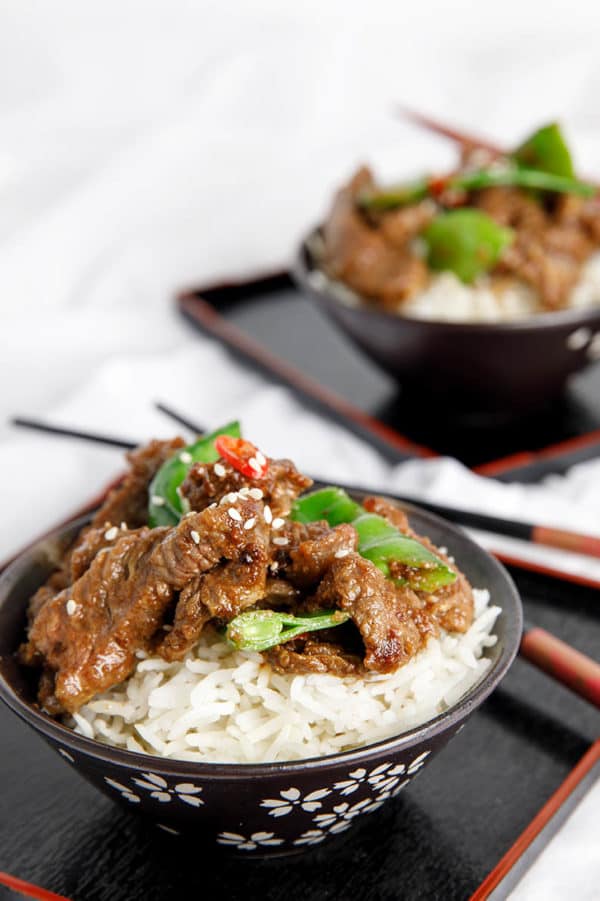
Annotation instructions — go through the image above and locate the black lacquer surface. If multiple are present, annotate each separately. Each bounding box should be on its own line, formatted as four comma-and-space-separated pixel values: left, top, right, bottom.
1, 567, 598, 900
2, 279, 600, 900
210, 277, 600, 467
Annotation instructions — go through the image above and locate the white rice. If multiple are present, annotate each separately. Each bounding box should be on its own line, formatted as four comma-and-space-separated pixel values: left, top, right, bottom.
72, 589, 500, 763
401, 252, 600, 322
310, 243, 600, 323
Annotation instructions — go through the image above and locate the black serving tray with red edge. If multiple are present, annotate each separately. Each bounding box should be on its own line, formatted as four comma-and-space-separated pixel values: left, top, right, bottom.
1, 271, 599, 901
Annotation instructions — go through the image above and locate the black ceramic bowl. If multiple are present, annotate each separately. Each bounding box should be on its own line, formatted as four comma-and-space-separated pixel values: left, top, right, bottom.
0, 498, 521, 856
295, 229, 600, 416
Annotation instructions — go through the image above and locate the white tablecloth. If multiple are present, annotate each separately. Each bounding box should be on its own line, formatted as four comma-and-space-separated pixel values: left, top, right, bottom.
0, 3, 599, 896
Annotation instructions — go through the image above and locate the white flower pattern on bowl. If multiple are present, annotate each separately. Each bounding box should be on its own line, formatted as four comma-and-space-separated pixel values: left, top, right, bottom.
217, 831, 283, 851
294, 829, 328, 847
104, 777, 141, 804
313, 797, 383, 834
57, 747, 74, 763
102, 747, 432, 849
104, 772, 204, 807
261, 786, 330, 817
132, 772, 204, 806
334, 752, 429, 798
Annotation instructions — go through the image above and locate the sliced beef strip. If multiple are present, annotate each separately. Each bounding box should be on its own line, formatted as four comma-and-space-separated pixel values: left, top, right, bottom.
362, 495, 474, 634
157, 510, 270, 661
286, 523, 358, 589
24, 438, 187, 627
322, 167, 429, 307
474, 185, 600, 309
90, 437, 186, 531
362, 495, 410, 532
410, 534, 474, 633
313, 553, 435, 673
378, 201, 436, 249
181, 458, 312, 518
266, 637, 363, 676
22, 498, 265, 712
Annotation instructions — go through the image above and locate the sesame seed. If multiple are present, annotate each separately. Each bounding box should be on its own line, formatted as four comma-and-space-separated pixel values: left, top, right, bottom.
335, 548, 350, 559
104, 526, 118, 541
272, 536, 288, 546
255, 451, 267, 466
238, 487, 250, 498
248, 457, 261, 472
120, 522, 128, 531
263, 505, 273, 524
221, 492, 238, 505
151, 495, 165, 507
214, 463, 226, 477
244, 517, 256, 530
248, 488, 263, 500
228, 507, 242, 522
272, 517, 284, 530
190, 530, 200, 545
269, 562, 279, 573
66, 599, 77, 616
179, 451, 192, 464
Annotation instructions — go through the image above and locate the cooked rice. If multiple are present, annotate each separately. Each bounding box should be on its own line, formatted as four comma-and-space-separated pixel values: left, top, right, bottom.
311, 245, 600, 323
72, 590, 499, 763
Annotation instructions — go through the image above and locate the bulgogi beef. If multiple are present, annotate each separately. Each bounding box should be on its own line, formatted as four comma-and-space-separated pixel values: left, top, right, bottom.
21, 438, 475, 715
320, 123, 600, 313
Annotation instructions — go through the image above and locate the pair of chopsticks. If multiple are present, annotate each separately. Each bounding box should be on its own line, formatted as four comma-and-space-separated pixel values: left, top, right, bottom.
12, 412, 600, 561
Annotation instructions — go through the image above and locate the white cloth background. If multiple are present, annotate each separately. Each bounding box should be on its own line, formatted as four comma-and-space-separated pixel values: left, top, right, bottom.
0, 2, 599, 897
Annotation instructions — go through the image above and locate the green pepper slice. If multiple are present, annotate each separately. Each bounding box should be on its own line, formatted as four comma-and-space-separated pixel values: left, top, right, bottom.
148, 421, 241, 527
513, 122, 575, 178
423, 209, 514, 283
226, 609, 350, 653
291, 488, 456, 592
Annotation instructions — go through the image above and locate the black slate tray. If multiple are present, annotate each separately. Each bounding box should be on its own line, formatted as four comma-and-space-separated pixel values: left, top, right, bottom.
1, 273, 599, 901
1, 529, 599, 901
178, 271, 600, 469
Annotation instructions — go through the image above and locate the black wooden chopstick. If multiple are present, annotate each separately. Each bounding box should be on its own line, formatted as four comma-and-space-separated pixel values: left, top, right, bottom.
10, 417, 137, 450
154, 402, 206, 435
11, 415, 600, 561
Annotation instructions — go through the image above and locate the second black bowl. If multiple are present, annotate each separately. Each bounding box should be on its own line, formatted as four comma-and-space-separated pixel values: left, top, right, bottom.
295, 229, 600, 415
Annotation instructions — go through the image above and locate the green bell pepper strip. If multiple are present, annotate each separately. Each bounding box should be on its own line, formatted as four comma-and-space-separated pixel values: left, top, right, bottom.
291, 487, 456, 592
226, 608, 350, 652
148, 421, 241, 527
290, 486, 363, 526
422, 209, 514, 284
358, 166, 595, 213
512, 123, 575, 178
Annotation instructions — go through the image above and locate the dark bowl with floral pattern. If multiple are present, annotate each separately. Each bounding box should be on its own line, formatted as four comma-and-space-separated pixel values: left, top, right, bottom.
0, 495, 522, 856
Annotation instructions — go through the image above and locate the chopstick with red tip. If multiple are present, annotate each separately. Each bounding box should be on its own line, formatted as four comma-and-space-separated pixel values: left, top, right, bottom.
396, 105, 504, 155
0, 871, 72, 901
12, 415, 600, 563
520, 621, 600, 709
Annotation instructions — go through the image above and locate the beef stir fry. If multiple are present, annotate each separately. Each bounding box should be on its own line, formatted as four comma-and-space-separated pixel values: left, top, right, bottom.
321, 122, 600, 313
21, 425, 473, 715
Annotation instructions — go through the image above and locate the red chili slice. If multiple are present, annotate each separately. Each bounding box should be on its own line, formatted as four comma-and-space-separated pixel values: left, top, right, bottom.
214, 435, 269, 479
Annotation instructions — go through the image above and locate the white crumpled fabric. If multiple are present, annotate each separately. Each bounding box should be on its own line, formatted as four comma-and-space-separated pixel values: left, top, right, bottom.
0, 2, 599, 896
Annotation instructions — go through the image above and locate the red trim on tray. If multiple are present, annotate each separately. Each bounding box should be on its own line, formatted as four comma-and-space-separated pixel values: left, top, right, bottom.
470, 738, 600, 901
474, 428, 600, 477
179, 291, 436, 461
0, 871, 72, 901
